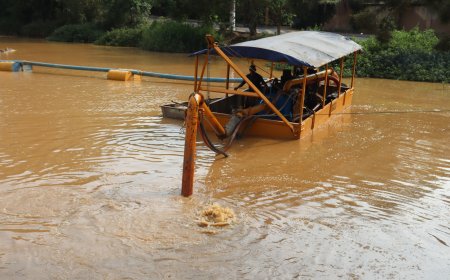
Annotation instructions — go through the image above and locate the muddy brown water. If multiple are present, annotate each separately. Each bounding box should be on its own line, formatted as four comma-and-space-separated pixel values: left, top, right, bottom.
1, 38, 449, 279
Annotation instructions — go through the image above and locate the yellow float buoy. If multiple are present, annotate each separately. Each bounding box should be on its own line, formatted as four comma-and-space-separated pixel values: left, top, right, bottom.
0, 61, 21, 72
107, 69, 133, 81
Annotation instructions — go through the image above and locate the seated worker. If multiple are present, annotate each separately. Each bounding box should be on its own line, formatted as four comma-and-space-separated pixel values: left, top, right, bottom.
293, 66, 302, 78
292, 66, 317, 77
280, 69, 293, 87
234, 64, 266, 93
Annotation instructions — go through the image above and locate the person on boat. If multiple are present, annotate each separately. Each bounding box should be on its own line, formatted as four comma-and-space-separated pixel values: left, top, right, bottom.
234, 64, 266, 93
293, 66, 302, 78
280, 69, 293, 87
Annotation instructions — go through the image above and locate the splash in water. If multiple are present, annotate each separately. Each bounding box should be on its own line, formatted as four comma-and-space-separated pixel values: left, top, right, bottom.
196, 204, 236, 228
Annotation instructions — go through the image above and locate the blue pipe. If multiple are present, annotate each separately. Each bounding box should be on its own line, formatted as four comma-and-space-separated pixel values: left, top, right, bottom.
2, 60, 243, 83
23, 60, 111, 72
131, 70, 242, 83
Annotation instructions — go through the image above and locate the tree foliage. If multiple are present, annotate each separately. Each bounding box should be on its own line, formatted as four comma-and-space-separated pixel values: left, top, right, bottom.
289, 0, 337, 29
141, 21, 220, 53
356, 28, 449, 82
267, 0, 294, 35
152, 0, 230, 25
0, 0, 153, 35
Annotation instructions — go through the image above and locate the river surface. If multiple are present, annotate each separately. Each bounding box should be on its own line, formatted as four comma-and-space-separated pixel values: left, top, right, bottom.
1, 38, 449, 279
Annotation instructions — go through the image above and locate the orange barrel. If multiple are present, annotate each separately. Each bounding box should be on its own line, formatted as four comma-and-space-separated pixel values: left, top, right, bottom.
107, 69, 133, 81
0, 61, 22, 72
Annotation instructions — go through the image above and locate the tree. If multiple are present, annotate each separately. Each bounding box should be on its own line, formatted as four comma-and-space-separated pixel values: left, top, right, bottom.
288, 0, 338, 29
230, 0, 236, 31
237, 0, 266, 35
153, 0, 229, 26
267, 0, 293, 35
58, 0, 103, 24
100, 0, 153, 29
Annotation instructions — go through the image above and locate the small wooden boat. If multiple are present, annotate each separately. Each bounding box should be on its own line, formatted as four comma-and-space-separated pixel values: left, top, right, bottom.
162, 31, 362, 196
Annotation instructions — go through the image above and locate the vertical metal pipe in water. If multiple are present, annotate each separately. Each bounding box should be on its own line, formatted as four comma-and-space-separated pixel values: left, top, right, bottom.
181, 94, 201, 197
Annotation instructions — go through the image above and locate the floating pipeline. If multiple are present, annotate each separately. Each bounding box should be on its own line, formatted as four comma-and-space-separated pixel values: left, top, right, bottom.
0, 60, 243, 83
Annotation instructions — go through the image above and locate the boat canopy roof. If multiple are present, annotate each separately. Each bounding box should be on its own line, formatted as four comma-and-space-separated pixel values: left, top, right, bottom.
193, 31, 362, 68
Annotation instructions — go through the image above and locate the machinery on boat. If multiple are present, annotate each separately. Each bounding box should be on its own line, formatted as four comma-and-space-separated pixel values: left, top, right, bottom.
162, 31, 362, 196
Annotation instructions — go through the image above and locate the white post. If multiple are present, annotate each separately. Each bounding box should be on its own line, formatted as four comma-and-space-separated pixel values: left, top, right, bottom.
230, 0, 236, 31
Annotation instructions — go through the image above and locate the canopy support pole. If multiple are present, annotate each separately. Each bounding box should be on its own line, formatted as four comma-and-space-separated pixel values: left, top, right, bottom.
194, 56, 199, 91
338, 58, 344, 97
270, 62, 274, 79
322, 64, 329, 108
346, 52, 358, 105
196, 49, 210, 92
226, 64, 231, 97
299, 66, 307, 129
351, 52, 357, 89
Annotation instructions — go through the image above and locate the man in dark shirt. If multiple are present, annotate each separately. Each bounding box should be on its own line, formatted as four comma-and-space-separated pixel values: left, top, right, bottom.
234, 64, 266, 93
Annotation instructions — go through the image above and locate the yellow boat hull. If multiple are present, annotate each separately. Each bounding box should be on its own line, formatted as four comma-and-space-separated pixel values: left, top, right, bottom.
208, 88, 353, 140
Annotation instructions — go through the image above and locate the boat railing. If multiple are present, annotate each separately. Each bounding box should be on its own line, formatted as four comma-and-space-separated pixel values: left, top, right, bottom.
282, 69, 334, 92
198, 86, 259, 98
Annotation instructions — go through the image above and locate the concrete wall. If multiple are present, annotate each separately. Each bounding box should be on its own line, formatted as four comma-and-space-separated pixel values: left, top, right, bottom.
324, 1, 450, 35
399, 6, 450, 35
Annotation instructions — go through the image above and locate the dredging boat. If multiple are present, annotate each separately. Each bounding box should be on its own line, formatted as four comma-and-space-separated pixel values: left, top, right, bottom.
161, 31, 362, 196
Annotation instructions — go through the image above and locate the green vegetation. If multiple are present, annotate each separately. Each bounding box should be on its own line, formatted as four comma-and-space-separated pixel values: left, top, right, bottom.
95, 27, 144, 47
141, 21, 221, 53
356, 29, 450, 83
20, 20, 59, 38
0, 0, 153, 36
93, 21, 221, 52
436, 36, 450, 52
47, 24, 103, 43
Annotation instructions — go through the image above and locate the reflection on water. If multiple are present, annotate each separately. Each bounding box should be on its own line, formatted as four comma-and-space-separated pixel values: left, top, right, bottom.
1, 38, 450, 279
